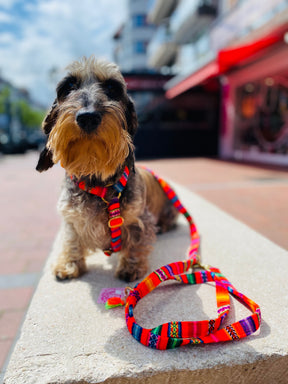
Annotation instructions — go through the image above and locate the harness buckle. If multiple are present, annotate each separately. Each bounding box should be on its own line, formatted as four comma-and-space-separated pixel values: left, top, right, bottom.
193, 261, 210, 271
108, 216, 124, 229
191, 251, 210, 271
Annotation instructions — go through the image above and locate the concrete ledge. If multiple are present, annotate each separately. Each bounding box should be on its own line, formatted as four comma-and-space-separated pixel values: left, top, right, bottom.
4, 183, 288, 384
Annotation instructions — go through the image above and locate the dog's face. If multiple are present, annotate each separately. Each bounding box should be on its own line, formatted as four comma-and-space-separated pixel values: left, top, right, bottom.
36, 57, 138, 180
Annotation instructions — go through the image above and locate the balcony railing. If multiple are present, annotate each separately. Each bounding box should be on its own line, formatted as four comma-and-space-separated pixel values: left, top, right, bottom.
147, 25, 178, 68
171, 0, 217, 43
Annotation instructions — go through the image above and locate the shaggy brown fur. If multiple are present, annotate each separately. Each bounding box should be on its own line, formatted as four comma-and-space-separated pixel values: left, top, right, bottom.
36, 56, 178, 282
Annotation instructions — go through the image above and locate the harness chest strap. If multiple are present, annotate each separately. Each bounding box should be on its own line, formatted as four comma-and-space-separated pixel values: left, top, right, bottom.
71, 166, 129, 255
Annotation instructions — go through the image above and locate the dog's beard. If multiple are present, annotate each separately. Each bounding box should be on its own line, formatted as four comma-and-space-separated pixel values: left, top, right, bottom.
47, 106, 133, 180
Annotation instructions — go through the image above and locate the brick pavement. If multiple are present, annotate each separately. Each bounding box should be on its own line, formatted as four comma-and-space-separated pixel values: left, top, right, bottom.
1, 152, 287, 377
0, 152, 63, 376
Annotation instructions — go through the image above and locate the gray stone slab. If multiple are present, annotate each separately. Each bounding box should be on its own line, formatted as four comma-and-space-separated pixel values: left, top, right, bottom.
4, 183, 288, 384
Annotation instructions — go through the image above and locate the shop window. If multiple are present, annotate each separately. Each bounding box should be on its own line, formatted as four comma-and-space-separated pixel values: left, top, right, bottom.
234, 75, 288, 154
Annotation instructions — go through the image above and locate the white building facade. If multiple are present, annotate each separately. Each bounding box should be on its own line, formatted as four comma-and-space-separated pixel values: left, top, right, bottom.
113, 0, 156, 72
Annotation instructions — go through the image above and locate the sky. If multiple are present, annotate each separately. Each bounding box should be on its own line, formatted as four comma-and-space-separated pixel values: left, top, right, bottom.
0, 0, 128, 106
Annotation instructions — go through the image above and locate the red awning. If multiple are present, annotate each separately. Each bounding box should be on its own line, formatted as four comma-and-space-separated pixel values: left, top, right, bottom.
218, 26, 285, 73
166, 24, 287, 99
166, 61, 219, 99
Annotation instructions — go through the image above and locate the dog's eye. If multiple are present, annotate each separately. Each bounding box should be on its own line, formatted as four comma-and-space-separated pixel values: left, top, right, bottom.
102, 79, 123, 101
57, 76, 79, 100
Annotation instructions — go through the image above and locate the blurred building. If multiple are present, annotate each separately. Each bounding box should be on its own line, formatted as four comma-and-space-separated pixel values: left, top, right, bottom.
123, 71, 219, 158
113, 0, 155, 72
113, 0, 220, 159
147, 0, 288, 166
0, 77, 45, 153
113, 0, 288, 165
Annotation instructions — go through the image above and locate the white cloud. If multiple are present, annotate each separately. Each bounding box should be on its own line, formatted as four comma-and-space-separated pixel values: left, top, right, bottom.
0, 0, 127, 106
0, 10, 11, 22
0, 0, 18, 9
0, 32, 14, 44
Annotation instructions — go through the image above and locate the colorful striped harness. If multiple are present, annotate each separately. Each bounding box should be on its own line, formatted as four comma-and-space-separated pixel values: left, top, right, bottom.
71, 166, 129, 256
74, 166, 261, 349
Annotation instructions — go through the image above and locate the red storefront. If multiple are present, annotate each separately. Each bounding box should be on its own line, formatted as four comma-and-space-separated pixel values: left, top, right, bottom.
166, 23, 288, 166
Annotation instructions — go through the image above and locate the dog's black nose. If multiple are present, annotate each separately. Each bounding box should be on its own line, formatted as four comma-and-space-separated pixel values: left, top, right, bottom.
76, 110, 102, 133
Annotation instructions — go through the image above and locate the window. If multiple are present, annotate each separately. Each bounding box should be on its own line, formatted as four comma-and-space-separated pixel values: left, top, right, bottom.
133, 41, 147, 54
132, 14, 147, 27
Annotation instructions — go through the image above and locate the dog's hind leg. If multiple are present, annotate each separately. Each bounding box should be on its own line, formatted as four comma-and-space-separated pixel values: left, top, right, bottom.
115, 210, 156, 282
52, 221, 87, 280
156, 200, 179, 234
137, 167, 179, 234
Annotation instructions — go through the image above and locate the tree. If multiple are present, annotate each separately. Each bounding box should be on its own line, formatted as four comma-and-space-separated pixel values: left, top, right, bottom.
0, 86, 11, 114
16, 99, 46, 130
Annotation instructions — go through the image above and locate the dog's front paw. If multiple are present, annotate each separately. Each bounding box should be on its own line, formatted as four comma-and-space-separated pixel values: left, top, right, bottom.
115, 259, 147, 282
53, 259, 87, 280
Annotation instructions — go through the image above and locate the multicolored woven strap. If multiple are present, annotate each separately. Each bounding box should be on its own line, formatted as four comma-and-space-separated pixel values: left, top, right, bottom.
75, 165, 261, 349
104, 166, 129, 255
125, 259, 261, 349
141, 167, 200, 265
72, 166, 130, 255
118, 168, 261, 349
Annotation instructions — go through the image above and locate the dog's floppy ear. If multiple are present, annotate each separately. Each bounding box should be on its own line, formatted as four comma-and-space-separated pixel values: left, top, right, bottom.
36, 99, 58, 172
36, 146, 54, 172
125, 97, 138, 138
42, 99, 58, 135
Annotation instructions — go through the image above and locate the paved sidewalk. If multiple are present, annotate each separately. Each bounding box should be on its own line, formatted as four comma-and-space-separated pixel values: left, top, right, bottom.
1, 152, 287, 377
0, 152, 63, 376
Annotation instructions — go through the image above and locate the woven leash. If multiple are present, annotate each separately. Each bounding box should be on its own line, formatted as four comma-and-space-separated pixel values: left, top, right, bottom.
106, 167, 261, 349
125, 260, 261, 349
142, 167, 200, 265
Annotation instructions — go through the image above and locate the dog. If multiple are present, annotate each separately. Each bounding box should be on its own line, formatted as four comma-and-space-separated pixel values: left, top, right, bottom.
36, 56, 178, 282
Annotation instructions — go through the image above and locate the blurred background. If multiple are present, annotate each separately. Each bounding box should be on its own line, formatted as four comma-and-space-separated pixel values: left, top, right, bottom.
1, 0, 288, 161
1, 0, 288, 378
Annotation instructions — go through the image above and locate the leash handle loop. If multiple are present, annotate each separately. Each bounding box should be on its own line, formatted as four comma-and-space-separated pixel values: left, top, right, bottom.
125, 260, 261, 349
